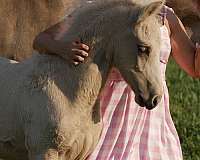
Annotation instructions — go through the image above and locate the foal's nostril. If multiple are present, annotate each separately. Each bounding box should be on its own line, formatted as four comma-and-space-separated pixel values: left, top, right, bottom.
138, 94, 161, 109
152, 95, 161, 107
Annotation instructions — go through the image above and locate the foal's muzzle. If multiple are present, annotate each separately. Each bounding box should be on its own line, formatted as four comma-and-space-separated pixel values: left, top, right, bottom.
137, 94, 162, 110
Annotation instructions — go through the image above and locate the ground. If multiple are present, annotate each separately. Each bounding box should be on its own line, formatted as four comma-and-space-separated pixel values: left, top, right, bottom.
167, 59, 200, 160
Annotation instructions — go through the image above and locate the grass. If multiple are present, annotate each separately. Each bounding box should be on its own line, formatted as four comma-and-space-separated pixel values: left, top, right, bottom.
166, 59, 200, 160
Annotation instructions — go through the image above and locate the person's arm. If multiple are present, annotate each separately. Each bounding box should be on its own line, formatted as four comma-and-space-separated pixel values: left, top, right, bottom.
166, 8, 199, 77
33, 18, 89, 64
195, 44, 200, 77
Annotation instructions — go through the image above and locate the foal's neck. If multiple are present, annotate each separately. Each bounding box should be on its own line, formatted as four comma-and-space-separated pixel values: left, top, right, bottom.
57, 23, 112, 108
72, 44, 111, 109
51, 44, 111, 112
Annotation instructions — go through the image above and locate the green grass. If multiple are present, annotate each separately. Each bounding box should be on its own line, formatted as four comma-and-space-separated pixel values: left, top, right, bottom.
166, 59, 200, 160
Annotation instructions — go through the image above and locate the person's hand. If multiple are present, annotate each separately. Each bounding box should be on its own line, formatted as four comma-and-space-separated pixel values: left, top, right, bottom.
56, 39, 89, 65
70, 40, 90, 65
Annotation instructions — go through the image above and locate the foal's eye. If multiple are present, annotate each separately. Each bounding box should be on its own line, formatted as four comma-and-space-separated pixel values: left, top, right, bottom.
137, 45, 150, 55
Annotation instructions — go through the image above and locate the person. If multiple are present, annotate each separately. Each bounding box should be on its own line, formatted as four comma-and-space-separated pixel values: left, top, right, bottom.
195, 43, 200, 76
33, 2, 200, 160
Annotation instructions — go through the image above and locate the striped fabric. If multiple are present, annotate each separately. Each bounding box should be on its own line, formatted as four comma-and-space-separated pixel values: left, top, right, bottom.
87, 5, 183, 160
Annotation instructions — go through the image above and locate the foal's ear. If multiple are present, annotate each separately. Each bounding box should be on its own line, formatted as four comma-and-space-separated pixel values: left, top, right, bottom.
137, 1, 164, 24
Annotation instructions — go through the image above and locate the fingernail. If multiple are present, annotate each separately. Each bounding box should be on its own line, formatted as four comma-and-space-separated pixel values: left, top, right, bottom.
74, 62, 79, 66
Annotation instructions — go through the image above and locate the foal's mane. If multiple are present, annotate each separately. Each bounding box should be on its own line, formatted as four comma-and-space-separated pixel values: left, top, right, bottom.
62, 0, 140, 46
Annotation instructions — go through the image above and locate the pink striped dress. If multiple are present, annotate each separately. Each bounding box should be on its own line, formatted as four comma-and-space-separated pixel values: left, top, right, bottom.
87, 6, 183, 160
